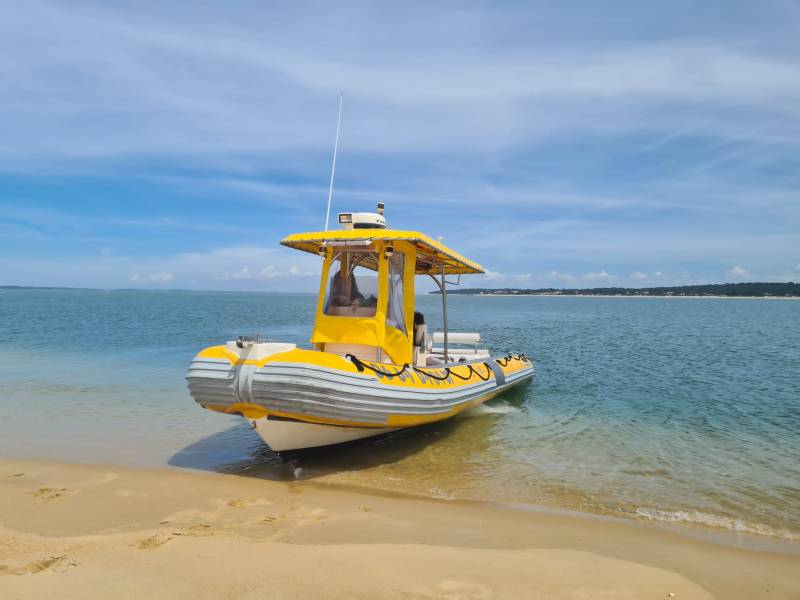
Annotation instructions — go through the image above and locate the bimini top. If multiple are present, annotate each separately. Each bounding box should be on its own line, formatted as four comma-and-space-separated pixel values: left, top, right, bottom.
281, 229, 484, 275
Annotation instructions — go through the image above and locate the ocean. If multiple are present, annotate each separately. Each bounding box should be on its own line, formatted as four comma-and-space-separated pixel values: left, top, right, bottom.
1, 288, 798, 541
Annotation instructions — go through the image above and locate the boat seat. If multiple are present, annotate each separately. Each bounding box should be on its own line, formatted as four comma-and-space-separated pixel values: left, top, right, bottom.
432, 332, 481, 346
431, 332, 484, 354
430, 331, 489, 362
414, 323, 428, 348
413, 312, 427, 346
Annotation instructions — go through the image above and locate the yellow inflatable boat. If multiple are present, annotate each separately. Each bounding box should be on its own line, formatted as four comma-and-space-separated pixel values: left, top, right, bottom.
187, 205, 533, 450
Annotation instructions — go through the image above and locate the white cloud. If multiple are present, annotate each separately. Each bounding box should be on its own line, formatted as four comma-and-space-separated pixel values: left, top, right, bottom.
129, 271, 173, 284
652, 271, 664, 277
2, 2, 800, 168
631, 271, 649, 280
0, 245, 322, 290
541, 270, 575, 281
469, 269, 580, 286
259, 266, 278, 279
583, 270, 616, 281
726, 265, 751, 277
226, 263, 319, 280
461, 224, 799, 263
229, 266, 278, 280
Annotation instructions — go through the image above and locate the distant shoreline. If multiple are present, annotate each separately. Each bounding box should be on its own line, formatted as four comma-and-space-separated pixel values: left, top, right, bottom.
462, 294, 800, 300
431, 282, 800, 299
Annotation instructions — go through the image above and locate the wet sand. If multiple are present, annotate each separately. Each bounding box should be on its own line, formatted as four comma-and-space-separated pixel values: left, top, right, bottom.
1, 459, 798, 599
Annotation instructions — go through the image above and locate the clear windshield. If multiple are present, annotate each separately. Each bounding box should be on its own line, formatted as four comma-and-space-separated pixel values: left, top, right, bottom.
324, 251, 379, 317
385, 252, 406, 334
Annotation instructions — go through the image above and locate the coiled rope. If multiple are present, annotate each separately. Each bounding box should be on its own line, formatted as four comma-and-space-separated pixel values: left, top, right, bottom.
345, 355, 408, 377
447, 362, 492, 381
496, 353, 528, 367
345, 353, 524, 382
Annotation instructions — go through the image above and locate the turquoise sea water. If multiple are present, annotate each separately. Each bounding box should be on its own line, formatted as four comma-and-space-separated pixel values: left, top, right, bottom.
1, 289, 798, 540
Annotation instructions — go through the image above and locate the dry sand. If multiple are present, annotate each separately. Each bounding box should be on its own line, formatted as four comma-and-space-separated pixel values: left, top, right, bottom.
1, 459, 797, 599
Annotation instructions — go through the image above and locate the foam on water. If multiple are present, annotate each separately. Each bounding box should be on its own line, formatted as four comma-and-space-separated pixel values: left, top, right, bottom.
428, 487, 456, 500
634, 507, 800, 541
469, 403, 520, 416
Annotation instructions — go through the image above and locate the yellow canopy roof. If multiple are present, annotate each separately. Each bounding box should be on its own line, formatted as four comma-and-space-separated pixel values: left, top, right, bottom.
281, 229, 484, 275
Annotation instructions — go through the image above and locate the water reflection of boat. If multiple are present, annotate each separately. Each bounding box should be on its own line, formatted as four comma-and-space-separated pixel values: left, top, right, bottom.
187, 205, 533, 450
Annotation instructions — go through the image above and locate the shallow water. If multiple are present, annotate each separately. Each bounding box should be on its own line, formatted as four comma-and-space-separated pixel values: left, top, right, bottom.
1, 289, 798, 540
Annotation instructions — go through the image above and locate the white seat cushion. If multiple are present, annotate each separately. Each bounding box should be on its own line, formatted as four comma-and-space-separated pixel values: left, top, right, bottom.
431, 332, 481, 345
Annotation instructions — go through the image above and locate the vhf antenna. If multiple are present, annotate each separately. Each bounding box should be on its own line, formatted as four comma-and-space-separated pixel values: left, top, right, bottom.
324, 93, 344, 231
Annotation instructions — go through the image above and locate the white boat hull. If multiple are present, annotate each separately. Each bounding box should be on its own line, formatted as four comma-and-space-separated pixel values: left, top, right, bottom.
252, 417, 399, 451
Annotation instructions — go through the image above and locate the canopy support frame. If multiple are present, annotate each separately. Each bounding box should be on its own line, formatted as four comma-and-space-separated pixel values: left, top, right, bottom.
427, 270, 461, 364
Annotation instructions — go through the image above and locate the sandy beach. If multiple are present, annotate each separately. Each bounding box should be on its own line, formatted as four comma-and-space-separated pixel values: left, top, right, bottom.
1, 459, 797, 599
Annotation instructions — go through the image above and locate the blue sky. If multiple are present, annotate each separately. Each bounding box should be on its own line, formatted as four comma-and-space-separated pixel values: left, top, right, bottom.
1, 1, 799, 291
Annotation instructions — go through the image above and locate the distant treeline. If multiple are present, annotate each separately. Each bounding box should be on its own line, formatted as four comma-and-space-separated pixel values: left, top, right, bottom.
432, 282, 800, 297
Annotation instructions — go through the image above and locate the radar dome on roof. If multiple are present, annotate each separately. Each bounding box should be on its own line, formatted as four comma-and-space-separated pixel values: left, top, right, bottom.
337, 211, 387, 230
